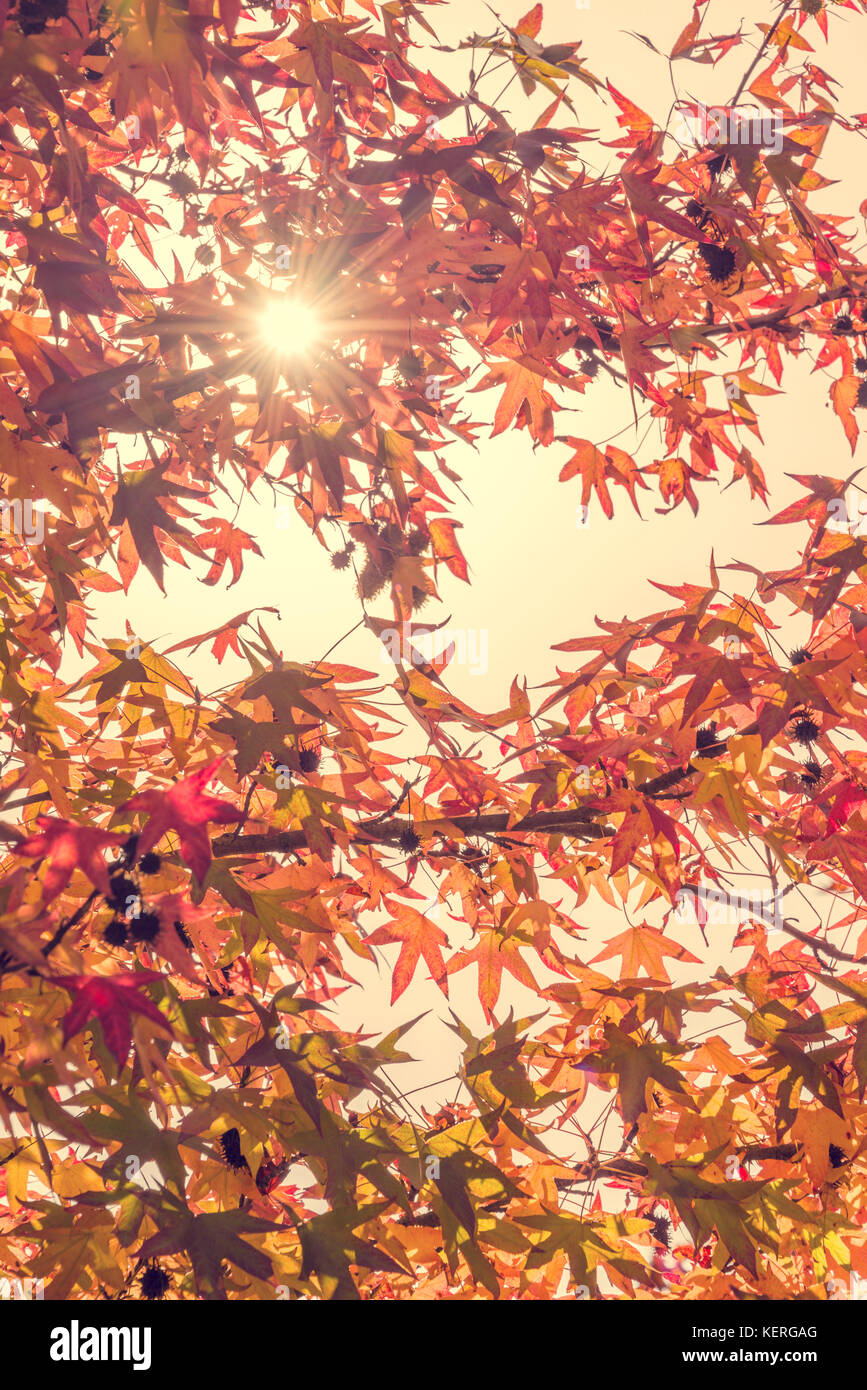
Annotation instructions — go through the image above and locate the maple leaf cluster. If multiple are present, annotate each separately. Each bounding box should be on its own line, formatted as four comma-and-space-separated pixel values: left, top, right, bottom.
0, 0, 867, 1304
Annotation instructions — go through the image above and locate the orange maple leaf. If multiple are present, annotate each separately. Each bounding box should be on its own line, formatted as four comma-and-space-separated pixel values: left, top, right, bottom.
591, 923, 701, 982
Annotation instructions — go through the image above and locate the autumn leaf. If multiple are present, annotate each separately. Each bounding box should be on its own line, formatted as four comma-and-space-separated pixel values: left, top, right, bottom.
109, 459, 204, 592
197, 519, 262, 587
122, 759, 243, 880
14, 816, 128, 903
367, 904, 450, 1003
447, 928, 537, 1021
591, 923, 701, 982
54, 969, 171, 1068
138, 1207, 281, 1300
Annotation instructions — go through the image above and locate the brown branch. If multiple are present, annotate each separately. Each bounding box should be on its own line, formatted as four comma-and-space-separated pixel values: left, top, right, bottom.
40, 889, 100, 960
0, 790, 51, 813
212, 807, 612, 858
730, 0, 794, 109
700, 285, 858, 339
779, 919, 857, 964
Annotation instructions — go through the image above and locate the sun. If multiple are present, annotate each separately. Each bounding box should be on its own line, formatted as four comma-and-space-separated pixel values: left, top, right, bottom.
257, 297, 323, 356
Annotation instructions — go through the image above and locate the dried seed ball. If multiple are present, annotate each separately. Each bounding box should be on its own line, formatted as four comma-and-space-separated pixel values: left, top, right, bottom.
103, 918, 129, 948
789, 647, 811, 665
138, 852, 161, 875
695, 722, 725, 755
698, 242, 736, 284
833, 314, 854, 334
129, 911, 161, 944
855, 357, 867, 373
829, 1143, 847, 1168
800, 760, 823, 789
685, 198, 704, 221
398, 826, 421, 854
397, 351, 424, 381
331, 547, 354, 570
194, 244, 216, 267
357, 560, 386, 600
298, 745, 320, 773
167, 170, 197, 196
857, 380, 867, 410
407, 527, 429, 556
140, 1264, 170, 1301
800, 0, 822, 13
108, 872, 138, 908
590, 316, 616, 349
792, 717, 820, 745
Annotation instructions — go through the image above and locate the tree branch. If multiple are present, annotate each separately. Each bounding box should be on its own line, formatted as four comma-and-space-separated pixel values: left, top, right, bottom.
212, 807, 612, 858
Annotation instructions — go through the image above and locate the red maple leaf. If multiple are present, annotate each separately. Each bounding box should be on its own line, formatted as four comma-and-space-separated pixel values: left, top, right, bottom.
13, 816, 129, 903
55, 969, 170, 1067
122, 758, 243, 880
827, 780, 867, 835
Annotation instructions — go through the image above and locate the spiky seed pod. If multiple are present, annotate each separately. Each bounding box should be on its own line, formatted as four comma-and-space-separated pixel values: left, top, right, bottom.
357, 560, 386, 600
800, 0, 822, 14
130, 911, 161, 944
590, 316, 616, 350
792, 717, 820, 745
103, 918, 129, 948
138, 852, 161, 875
695, 723, 726, 756
398, 826, 421, 854
140, 1263, 170, 1300
411, 586, 430, 610
685, 198, 703, 221
331, 547, 353, 571
799, 760, 824, 790
167, 170, 197, 196
698, 242, 736, 284
829, 1143, 847, 1168
854, 357, 867, 373
856, 380, 867, 410
194, 244, 216, 267
298, 745, 320, 773
107, 872, 137, 908
833, 314, 853, 334
407, 527, 429, 556
397, 351, 423, 382
789, 647, 811, 665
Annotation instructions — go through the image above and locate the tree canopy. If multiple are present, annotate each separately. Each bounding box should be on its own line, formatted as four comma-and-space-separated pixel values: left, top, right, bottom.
1, 0, 867, 1301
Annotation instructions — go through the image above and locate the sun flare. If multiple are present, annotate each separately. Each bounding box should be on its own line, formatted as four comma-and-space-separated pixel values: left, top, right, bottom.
257, 298, 323, 357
